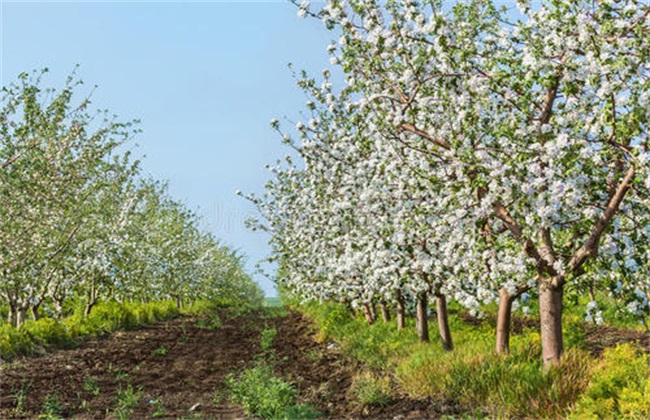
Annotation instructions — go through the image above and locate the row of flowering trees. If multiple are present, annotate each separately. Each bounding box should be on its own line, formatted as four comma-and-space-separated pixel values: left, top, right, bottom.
1, 70, 263, 328
247, 0, 649, 367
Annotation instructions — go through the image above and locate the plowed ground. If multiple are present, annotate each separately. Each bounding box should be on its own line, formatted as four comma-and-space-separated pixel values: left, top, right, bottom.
0, 310, 445, 419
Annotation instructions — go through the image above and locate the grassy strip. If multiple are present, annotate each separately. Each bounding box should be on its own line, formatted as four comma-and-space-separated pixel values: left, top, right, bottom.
299, 300, 650, 418
0, 300, 209, 361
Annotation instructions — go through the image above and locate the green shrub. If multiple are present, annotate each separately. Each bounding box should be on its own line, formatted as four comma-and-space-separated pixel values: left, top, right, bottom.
0, 323, 37, 360
571, 343, 650, 419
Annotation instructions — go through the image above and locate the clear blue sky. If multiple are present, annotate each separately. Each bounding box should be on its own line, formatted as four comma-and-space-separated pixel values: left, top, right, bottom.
1, 0, 335, 297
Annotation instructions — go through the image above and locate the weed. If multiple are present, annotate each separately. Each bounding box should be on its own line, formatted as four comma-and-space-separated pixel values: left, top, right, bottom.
196, 314, 223, 330
0, 300, 184, 361
571, 343, 650, 419
113, 384, 143, 420
147, 397, 165, 418
11, 381, 29, 415
260, 327, 277, 352
78, 399, 91, 413
83, 376, 100, 395
226, 362, 320, 419
39, 393, 64, 419
350, 372, 393, 408
115, 370, 130, 381
152, 347, 168, 356
300, 300, 634, 418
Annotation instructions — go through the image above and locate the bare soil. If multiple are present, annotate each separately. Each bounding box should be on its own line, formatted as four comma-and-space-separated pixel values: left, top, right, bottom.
0, 311, 262, 419
0, 310, 444, 419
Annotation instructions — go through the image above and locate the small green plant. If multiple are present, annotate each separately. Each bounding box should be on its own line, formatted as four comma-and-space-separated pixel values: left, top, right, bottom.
83, 376, 101, 395
260, 327, 277, 352
148, 397, 165, 418
350, 372, 393, 408
152, 347, 168, 356
113, 383, 143, 420
78, 399, 91, 413
39, 393, 64, 419
11, 382, 29, 415
226, 362, 320, 419
115, 370, 130, 381
196, 314, 223, 330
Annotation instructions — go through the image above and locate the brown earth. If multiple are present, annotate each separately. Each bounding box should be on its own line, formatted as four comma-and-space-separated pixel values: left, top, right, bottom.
0, 310, 263, 419
0, 309, 445, 419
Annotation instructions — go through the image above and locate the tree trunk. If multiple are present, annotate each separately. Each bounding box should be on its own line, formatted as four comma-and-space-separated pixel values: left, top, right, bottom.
416, 293, 429, 342
16, 307, 27, 329
84, 300, 96, 317
85, 278, 98, 317
362, 303, 375, 325
379, 301, 391, 322
435, 293, 453, 351
540, 280, 564, 367
7, 305, 16, 327
30, 303, 41, 321
369, 303, 377, 321
396, 295, 406, 331
496, 287, 514, 355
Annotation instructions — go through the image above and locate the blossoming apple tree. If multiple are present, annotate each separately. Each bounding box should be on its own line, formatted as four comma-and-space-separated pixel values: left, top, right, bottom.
253, 0, 649, 366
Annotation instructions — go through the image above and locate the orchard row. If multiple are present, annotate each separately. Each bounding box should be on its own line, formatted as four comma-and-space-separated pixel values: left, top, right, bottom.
1, 70, 262, 328
246, 0, 649, 367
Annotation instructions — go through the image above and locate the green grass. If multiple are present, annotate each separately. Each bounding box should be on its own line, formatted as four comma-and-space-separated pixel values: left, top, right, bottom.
299, 300, 649, 418
113, 384, 143, 420
260, 327, 277, 353
225, 362, 320, 419
39, 393, 64, 419
0, 297, 252, 361
195, 313, 223, 330
0, 300, 180, 361
350, 372, 393, 408
151, 347, 168, 356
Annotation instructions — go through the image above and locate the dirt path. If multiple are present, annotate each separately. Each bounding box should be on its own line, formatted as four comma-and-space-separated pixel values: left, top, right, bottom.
0, 309, 449, 419
0, 311, 262, 419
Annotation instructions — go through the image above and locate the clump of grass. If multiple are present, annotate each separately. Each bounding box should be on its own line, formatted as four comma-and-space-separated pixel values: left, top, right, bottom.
195, 314, 223, 330
113, 384, 143, 420
82, 376, 100, 395
350, 372, 393, 408
152, 347, 168, 356
40, 393, 64, 419
225, 362, 320, 419
147, 397, 165, 418
260, 327, 277, 352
